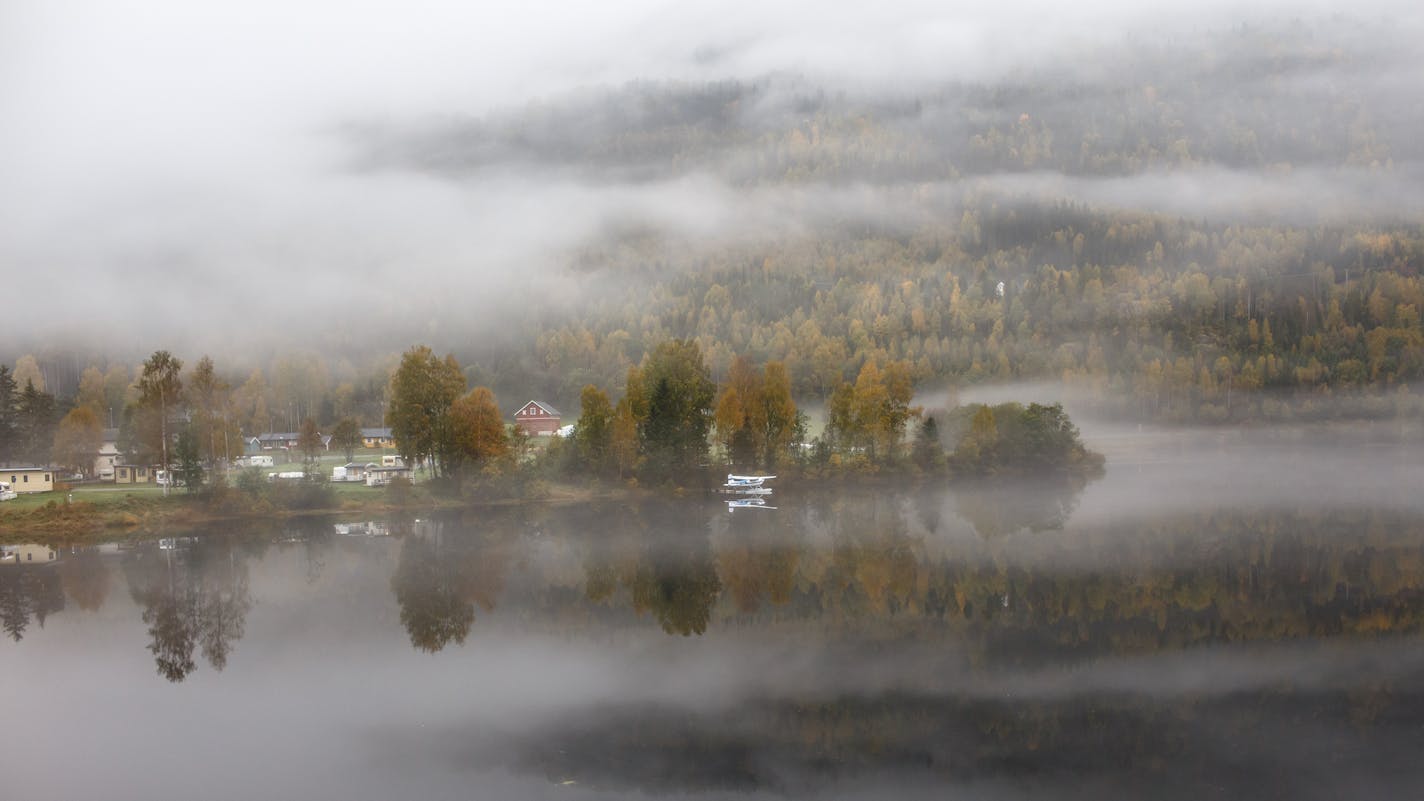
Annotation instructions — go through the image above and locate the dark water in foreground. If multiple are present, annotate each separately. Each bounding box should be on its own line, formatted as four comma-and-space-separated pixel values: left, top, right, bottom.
4, 431, 1424, 800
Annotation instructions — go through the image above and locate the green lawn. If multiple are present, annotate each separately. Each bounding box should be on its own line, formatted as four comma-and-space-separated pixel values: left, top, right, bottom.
1, 484, 170, 513
2, 449, 411, 516
255, 447, 401, 475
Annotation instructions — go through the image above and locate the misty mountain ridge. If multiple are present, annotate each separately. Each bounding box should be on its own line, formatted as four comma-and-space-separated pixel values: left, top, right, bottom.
352, 19, 1420, 187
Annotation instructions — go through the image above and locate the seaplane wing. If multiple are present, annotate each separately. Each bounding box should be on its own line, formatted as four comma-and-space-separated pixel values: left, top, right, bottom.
727, 474, 776, 483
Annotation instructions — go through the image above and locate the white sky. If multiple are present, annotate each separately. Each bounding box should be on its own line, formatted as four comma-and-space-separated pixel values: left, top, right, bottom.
1, 0, 1419, 350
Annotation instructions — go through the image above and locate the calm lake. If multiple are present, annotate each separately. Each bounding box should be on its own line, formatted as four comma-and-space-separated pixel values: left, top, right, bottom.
4, 425, 1424, 800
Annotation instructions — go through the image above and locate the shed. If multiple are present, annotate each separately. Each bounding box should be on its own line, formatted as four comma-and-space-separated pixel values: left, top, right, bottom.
2, 467, 55, 493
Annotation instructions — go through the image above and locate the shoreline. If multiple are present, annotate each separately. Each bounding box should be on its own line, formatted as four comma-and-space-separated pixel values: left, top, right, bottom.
0, 483, 639, 545
0, 465, 1105, 545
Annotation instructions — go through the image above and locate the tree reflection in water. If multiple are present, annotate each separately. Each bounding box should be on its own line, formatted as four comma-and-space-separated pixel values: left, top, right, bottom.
379, 489, 1424, 663
59, 547, 111, 611
0, 562, 63, 642
124, 537, 253, 682
391, 535, 476, 653
947, 474, 1093, 538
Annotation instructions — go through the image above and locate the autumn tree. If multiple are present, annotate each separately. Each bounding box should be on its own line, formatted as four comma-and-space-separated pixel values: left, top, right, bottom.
75, 366, 108, 417
760, 361, 800, 468
298, 417, 323, 469
574, 384, 615, 475
330, 417, 362, 463
826, 381, 857, 454
386, 345, 466, 477
52, 406, 103, 477
234, 369, 272, 437
102, 365, 134, 421
12, 355, 43, 393
186, 356, 239, 467
713, 381, 751, 465
137, 351, 183, 494
610, 398, 641, 479
444, 387, 509, 482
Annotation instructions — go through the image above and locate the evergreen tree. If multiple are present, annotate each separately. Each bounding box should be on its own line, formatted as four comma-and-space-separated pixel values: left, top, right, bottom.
638, 340, 715, 480
0, 366, 17, 464
15, 380, 57, 466
174, 427, 205, 491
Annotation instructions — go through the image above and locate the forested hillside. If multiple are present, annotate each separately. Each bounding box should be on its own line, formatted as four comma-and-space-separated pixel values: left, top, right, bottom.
361, 18, 1424, 421
5, 18, 1422, 427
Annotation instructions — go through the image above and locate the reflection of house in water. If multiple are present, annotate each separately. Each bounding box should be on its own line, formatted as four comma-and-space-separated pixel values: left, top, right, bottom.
334, 521, 391, 537
0, 544, 59, 565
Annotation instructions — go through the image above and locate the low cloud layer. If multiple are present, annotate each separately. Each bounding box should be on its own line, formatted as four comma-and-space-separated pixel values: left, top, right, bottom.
3, 0, 1423, 353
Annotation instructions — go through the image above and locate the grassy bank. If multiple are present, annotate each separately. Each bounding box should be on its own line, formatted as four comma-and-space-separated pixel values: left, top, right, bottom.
0, 479, 616, 545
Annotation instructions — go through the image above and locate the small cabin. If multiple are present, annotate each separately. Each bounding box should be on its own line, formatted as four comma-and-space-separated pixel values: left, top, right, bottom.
365, 465, 412, 487
332, 462, 377, 483
361, 428, 396, 448
114, 464, 152, 485
3, 467, 54, 493
256, 432, 300, 450
513, 401, 561, 436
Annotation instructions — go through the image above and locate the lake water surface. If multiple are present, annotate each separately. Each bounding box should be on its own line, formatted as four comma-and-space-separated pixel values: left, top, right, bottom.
4, 426, 1424, 800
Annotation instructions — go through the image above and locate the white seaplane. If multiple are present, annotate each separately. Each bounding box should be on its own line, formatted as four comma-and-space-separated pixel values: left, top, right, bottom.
724, 474, 776, 488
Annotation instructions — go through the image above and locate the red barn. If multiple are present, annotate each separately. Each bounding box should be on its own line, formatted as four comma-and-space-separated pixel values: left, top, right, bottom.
513, 400, 562, 436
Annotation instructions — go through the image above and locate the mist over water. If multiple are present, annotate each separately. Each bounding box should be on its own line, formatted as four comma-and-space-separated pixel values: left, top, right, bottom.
5, 1, 1424, 796
3, 427, 1424, 799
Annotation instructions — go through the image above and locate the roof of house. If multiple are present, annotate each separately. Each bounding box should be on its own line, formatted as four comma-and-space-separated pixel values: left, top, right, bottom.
257, 432, 300, 442
1, 466, 54, 472
360, 427, 393, 438
519, 400, 561, 417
